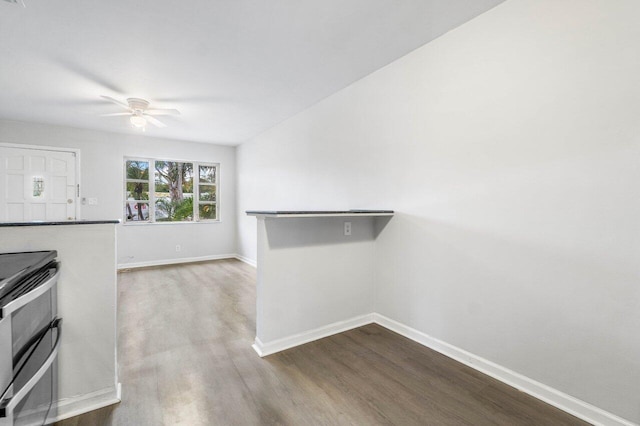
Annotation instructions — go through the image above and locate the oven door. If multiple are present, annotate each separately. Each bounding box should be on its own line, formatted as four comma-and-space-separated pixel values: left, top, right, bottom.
0, 266, 59, 400
0, 318, 61, 426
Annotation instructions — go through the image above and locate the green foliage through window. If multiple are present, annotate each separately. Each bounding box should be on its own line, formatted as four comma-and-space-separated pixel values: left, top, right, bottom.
124, 158, 218, 223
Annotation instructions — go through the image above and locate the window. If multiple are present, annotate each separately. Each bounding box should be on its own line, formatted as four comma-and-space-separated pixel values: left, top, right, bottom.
124, 158, 219, 223
125, 160, 150, 222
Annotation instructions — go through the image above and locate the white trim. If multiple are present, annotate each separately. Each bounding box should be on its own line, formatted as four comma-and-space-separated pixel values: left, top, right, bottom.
117, 254, 237, 270
371, 314, 637, 426
252, 337, 266, 357
0, 142, 79, 154
51, 383, 121, 422
252, 313, 375, 357
251, 312, 635, 426
123, 219, 224, 226
234, 254, 257, 267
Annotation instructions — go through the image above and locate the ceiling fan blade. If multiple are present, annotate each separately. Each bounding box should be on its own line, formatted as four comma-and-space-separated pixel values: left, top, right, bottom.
100, 95, 130, 110
145, 108, 181, 116
3, 0, 26, 7
144, 115, 167, 128
100, 112, 131, 117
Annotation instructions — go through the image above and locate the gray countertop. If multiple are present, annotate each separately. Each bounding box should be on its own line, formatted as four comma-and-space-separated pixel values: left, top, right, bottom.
246, 210, 394, 218
0, 220, 120, 227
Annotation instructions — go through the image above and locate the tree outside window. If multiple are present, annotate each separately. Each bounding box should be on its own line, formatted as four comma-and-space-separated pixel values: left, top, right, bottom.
124, 158, 218, 223
125, 160, 150, 222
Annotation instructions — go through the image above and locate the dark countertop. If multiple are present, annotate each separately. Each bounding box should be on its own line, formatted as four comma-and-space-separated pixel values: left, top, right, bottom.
246, 210, 394, 217
0, 220, 120, 227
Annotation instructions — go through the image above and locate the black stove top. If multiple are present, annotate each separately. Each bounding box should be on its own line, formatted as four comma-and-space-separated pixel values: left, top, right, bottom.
0, 251, 57, 299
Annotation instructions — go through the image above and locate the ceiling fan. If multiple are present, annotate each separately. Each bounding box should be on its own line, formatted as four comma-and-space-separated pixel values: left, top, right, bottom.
100, 96, 180, 130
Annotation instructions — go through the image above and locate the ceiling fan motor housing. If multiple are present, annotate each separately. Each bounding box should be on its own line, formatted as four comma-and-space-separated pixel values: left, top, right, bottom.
127, 98, 150, 111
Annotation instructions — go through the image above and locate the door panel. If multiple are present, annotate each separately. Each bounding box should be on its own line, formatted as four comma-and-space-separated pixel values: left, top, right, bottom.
7, 203, 24, 221
6, 156, 23, 170
52, 176, 67, 198
0, 147, 78, 222
6, 174, 23, 198
31, 204, 46, 221
31, 155, 46, 172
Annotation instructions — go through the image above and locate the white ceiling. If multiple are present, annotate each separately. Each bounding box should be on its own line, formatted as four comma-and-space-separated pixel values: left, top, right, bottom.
0, 0, 504, 145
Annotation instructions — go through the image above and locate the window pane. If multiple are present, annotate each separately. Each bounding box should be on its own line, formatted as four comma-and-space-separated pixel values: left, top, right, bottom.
154, 162, 194, 197
199, 185, 216, 202
126, 161, 149, 180
183, 163, 193, 194
154, 162, 168, 191
124, 202, 149, 222
126, 182, 149, 200
155, 197, 193, 222
199, 165, 216, 184
199, 203, 216, 220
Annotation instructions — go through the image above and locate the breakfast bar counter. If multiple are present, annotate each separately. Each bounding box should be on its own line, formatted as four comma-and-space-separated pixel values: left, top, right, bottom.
246, 210, 393, 357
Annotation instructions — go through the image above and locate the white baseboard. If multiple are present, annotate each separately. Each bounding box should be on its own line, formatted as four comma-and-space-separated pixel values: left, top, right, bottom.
52, 383, 121, 422
252, 312, 634, 426
371, 314, 636, 426
252, 313, 375, 357
234, 254, 257, 267
252, 337, 267, 357
117, 254, 237, 270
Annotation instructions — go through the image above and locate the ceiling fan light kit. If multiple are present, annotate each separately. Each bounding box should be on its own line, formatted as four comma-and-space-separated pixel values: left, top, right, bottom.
130, 114, 147, 129
99, 95, 180, 130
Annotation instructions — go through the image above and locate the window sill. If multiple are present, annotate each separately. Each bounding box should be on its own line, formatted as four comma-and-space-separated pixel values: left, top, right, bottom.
122, 220, 222, 226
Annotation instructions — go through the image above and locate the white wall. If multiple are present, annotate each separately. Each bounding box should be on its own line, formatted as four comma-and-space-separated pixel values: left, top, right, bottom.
0, 119, 237, 266
237, 0, 640, 423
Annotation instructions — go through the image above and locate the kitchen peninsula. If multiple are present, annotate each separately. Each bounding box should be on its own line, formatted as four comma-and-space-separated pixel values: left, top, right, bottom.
246, 210, 393, 357
0, 220, 120, 421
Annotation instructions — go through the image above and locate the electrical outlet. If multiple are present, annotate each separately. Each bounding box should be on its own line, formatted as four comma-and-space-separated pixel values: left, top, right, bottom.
175, 245, 181, 252
344, 222, 352, 236
88, 198, 98, 205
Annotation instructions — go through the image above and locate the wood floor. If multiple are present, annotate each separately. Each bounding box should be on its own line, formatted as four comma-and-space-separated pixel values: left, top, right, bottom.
56, 259, 587, 426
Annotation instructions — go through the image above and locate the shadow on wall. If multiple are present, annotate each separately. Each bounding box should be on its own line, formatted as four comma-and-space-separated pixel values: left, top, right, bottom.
265, 216, 392, 249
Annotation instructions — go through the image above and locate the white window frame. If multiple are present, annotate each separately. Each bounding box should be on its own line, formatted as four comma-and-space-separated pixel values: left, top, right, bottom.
123, 157, 220, 225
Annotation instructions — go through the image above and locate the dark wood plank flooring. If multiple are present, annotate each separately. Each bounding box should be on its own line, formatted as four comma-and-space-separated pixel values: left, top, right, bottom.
56, 259, 587, 426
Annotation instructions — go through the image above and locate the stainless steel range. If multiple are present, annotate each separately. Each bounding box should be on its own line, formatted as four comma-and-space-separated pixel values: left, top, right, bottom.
0, 251, 62, 426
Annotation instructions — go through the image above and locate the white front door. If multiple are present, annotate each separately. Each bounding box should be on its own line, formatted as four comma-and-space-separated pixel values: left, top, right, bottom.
0, 147, 78, 222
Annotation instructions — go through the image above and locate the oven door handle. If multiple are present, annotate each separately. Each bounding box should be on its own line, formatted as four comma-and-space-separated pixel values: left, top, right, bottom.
0, 267, 60, 318
0, 318, 62, 418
